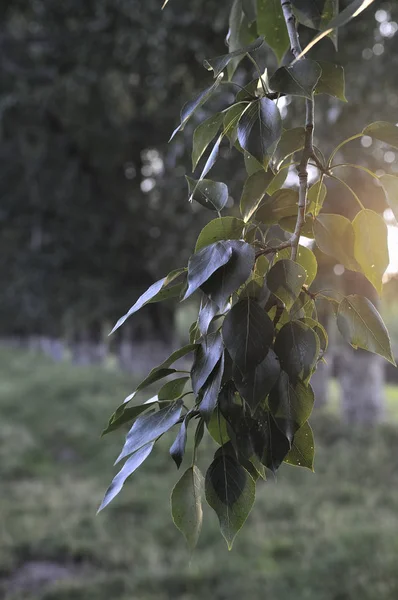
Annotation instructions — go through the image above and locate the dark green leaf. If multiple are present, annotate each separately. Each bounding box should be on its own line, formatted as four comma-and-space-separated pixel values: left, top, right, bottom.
170, 412, 195, 468
273, 127, 305, 169
269, 371, 314, 443
292, 0, 338, 30
274, 321, 320, 383
171, 466, 204, 550
274, 245, 318, 287
352, 209, 389, 294
267, 259, 307, 310
284, 422, 315, 470
240, 170, 274, 222
380, 175, 398, 223
242, 0, 257, 22
313, 214, 361, 271
186, 177, 229, 212
98, 442, 154, 512
269, 59, 321, 99
170, 74, 223, 141
257, 0, 290, 63
300, 317, 328, 353
200, 355, 225, 422
266, 163, 290, 195
261, 411, 291, 472
116, 400, 184, 464
255, 188, 298, 224
315, 61, 347, 101
362, 121, 398, 149
192, 113, 224, 170
205, 451, 255, 549
201, 241, 255, 309
198, 296, 219, 336
223, 104, 248, 146
239, 254, 270, 301
195, 217, 245, 252
110, 269, 185, 334
237, 98, 282, 165
337, 295, 395, 365
226, 0, 258, 79
184, 242, 233, 300
204, 38, 264, 79
222, 298, 274, 374
234, 349, 280, 411
191, 332, 224, 395
158, 377, 189, 401
207, 408, 230, 445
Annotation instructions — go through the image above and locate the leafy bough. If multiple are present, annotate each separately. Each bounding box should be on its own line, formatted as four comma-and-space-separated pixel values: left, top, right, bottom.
99, 0, 396, 550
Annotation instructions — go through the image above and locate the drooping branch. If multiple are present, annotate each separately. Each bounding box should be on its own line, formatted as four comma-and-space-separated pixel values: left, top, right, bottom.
280, 0, 314, 261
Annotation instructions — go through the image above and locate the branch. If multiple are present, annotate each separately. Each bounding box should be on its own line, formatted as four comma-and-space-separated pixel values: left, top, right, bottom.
280, 0, 314, 262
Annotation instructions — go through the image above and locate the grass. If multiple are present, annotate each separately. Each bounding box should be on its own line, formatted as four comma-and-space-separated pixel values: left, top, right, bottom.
1, 348, 398, 599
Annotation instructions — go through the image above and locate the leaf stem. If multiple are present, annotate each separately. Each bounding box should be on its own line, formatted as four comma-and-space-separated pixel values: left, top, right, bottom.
331, 163, 379, 180
328, 133, 363, 166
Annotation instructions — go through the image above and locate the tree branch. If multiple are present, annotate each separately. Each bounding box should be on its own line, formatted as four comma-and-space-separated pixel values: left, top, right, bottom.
279, 0, 314, 261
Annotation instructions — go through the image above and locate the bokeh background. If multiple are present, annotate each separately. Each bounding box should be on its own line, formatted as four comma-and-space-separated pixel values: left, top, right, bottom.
1, 0, 398, 598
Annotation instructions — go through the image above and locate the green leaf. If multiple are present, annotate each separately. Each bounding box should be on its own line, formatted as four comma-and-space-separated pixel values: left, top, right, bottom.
200, 355, 225, 422
239, 254, 270, 301
102, 403, 152, 436
191, 332, 224, 395
242, 0, 257, 22
184, 242, 233, 300
352, 209, 389, 294
274, 321, 320, 383
380, 174, 398, 223
237, 98, 282, 165
207, 408, 230, 445
222, 298, 274, 375
337, 295, 395, 365
269, 59, 321, 99
362, 121, 398, 149
273, 127, 305, 169
315, 61, 347, 101
199, 133, 223, 180
110, 269, 185, 334
116, 400, 184, 464
192, 113, 224, 170
275, 245, 318, 287
266, 164, 290, 195
204, 37, 264, 79
98, 442, 154, 512
158, 377, 189, 402
201, 241, 255, 309
224, 104, 248, 146
205, 451, 255, 549
261, 411, 291, 472
226, 0, 257, 79
267, 259, 307, 310
255, 188, 298, 224
297, 0, 377, 59
244, 151, 265, 176
300, 317, 328, 353
170, 74, 223, 141
233, 348, 280, 411
257, 0, 290, 63
313, 214, 361, 271
269, 372, 314, 443
171, 466, 205, 550
284, 422, 315, 471
240, 170, 274, 222
195, 217, 245, 252
307, 179, 327, 216
186, 177, 229, 212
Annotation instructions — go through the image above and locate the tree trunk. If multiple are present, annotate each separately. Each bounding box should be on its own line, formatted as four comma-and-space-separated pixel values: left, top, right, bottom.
338, 346, 385, 424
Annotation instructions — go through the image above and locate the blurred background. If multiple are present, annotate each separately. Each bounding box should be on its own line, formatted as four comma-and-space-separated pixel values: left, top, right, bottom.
1, 0, 398, 598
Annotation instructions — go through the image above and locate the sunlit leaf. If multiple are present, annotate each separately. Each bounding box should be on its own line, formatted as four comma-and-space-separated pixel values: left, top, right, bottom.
352, 209, 388, 294
274, 245, 318, 287
315, 61, 347, 101
380, 174, 398, 223
313, 214, 361, 271
362, 121, 398, 149
284, 422, 315, 470
195, 217, 245, 252
337, 295, 395, 365
255, 188, 298, 224
307, 180, 327, 216
192, 113, 224, 170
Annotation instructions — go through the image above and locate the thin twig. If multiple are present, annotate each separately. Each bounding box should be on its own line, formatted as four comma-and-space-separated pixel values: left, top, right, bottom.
280, 0, 314, 262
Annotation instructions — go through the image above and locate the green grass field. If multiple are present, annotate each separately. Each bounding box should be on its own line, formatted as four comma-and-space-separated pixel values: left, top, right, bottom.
1, 348, 398, 600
